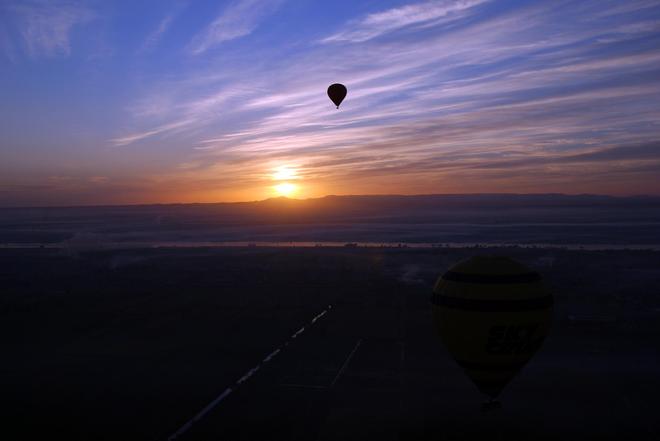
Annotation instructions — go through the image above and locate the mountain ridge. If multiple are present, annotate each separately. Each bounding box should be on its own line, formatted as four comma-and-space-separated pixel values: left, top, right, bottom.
2, 193, 660, 211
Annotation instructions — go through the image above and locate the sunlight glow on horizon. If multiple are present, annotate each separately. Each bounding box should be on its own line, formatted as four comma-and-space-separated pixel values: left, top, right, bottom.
270, 165, 302, 198
273, 182, 298, 197
271, 166, 300, 181
1, 0, 660, 206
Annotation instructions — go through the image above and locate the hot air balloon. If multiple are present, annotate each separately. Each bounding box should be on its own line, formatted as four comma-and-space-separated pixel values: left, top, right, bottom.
327, 83, 347, 109
431, 256, 553, 407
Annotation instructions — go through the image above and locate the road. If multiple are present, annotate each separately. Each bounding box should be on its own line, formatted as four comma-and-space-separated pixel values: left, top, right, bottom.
2, 247, 659, 440
159, 287, 659, 441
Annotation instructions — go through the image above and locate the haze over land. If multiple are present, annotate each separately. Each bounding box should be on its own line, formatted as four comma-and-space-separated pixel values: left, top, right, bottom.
2, 194, 659, 247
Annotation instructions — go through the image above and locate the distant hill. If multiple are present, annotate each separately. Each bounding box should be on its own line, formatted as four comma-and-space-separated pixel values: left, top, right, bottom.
2, 193, 660, 224
1, 194, 659, 245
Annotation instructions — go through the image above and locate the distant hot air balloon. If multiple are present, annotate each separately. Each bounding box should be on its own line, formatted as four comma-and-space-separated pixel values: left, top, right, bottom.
327, 83, 347, 109
431, 256, 553, 407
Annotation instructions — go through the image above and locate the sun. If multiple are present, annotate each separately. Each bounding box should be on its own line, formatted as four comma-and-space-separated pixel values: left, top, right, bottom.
273, 182, 298, 197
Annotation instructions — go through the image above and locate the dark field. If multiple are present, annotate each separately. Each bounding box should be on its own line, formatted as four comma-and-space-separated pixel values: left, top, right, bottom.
2, 246, 660, 440
2, 194, 660, 247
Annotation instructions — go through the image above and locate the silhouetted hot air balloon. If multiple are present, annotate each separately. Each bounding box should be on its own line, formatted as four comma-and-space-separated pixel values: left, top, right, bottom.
327, 83, 347, 109
431, 256, 553, 407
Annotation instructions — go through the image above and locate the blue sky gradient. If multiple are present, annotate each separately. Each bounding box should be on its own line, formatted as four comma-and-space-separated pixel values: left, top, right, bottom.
1, 0, 660, 205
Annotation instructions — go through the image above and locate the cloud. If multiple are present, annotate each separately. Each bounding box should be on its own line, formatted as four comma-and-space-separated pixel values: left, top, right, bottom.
111, 0, 660, 199
6, 0, 95, 58
113, 85, 263, 146
189, 0, 283, 54
556, 143, 660, 164
322, 0, 489, 43
139, 2, 188, 53
111, 119, 195, 146
141, 14, 176, 52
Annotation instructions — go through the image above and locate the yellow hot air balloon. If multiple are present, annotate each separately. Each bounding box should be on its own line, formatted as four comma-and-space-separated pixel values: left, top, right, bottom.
431, 256, 553, 404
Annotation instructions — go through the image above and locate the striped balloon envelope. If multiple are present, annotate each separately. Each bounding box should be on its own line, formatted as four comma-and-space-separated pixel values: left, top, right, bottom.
431, 256, 553, 400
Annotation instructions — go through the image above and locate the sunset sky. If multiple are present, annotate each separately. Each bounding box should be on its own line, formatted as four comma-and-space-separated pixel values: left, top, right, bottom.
1, 0, 660, 206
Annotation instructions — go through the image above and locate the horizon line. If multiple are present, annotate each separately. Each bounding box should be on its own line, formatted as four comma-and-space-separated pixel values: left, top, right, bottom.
1, 192, 659, 210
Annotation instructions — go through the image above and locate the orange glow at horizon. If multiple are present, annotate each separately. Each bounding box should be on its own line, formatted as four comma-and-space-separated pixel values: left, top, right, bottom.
273, 182, 298, 197
270, 165, 302, 198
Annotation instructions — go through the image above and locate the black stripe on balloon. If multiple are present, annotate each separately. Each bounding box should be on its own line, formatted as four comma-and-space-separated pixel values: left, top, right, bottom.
473, 379, 510, 395
441, 271, 541, 284
431, 293, 553, 311
455, 359, 528, 372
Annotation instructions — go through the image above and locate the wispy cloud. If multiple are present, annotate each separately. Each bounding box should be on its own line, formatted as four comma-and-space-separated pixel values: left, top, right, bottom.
322, 0, 489, 43
140, 4, 186, 53
189, 0, 284, 54
112, 119, 196, 147
42, 0, 660, 201
6, 0, 95, 58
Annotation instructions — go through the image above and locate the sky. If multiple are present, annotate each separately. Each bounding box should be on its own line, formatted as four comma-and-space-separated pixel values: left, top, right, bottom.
1, 0, 660, 206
